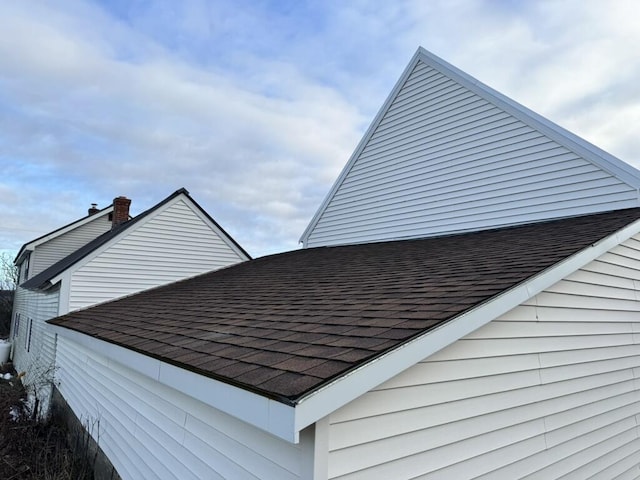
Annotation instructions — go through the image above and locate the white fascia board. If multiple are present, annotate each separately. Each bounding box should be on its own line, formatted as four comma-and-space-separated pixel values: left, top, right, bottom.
50, 325, 298, 443
298, 49, 425, 246
415, 47, 640, 190
293, 217, 640, 433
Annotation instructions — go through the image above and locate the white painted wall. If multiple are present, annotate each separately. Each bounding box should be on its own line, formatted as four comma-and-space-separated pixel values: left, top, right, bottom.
67, 198, 247, 311
31, 212, 112, 276
56, 338, 315, 480
304, 60, 639, 248
326, 233, 640, 479
11, 285, 60, 414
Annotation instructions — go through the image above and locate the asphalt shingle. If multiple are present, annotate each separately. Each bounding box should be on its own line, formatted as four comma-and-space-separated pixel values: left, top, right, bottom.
49, 208, 640, 405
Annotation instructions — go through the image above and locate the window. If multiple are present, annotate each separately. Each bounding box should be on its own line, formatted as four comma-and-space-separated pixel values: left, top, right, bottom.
22, 253, 30, 282
12, 313, 20, 339
25, 318, 33, 352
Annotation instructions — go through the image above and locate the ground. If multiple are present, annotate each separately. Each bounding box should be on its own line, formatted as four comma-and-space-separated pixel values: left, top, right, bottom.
0, 363, 95, 480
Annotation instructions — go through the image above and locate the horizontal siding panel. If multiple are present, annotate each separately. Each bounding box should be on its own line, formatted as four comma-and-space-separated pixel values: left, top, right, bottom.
314, 184, 634, 233
367, 98, 520, 157
333, 367, 633, 425
465, 320, 634, 338
533, 291, 640, 311
68, 199, 246, 311
308, 196, 637, 246
539, 343, 640, 368
331, 161, 615, 216
331, 421, 547, 479
330, 382, 637, 452
56, 339, 307, 480
32, 214, 111, 276
426, 334, 635, 360
522, 419, 638, 480
11, 286, 60, 415
327, 235, 640, 478
327, 170, 620, 228
472, 420, 638, 480
370, 100, 513, 150
350, 132, 567, 182
379, 80, 481, 127
358, 123, 544, 168
379, 354, 541, 389
601, 442, 640, 479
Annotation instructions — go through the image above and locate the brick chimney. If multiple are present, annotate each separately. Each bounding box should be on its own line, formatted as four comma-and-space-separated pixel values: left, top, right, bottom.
88, 203, 99, 216
111, 196, 131, 228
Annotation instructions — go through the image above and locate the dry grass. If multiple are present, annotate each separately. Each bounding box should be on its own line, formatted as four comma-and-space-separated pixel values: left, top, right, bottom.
0, 363, 95, 480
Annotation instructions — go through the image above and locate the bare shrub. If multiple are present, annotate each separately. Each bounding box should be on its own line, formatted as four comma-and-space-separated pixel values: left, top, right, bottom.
0, 364, 97, 479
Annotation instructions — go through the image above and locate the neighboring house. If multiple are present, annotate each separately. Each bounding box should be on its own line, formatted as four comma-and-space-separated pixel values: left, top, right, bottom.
47, 47, 640, 479
11, 188, 250, 414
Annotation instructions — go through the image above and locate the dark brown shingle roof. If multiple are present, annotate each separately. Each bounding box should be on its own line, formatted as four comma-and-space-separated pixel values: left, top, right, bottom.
49, 208, 640, 405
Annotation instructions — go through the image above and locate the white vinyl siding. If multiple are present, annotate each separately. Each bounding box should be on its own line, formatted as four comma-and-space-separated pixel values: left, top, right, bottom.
305, 60, 638, 247
11, 285, 60, 414
31, 213, 112, 276
326, 233, 640, 479
67, 199, 246, 311
56, 338, 313, 480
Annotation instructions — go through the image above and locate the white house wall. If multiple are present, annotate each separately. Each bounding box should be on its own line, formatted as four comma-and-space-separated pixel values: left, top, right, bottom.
68, 198, 246, 311
11, 285, 60, 413
326, 233, 640, 479
31, 213, 112, 276
305, 59, 639, 247
55, 338, 315, 480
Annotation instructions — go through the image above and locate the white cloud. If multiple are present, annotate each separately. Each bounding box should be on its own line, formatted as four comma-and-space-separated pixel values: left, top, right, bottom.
1, 0, 640, 257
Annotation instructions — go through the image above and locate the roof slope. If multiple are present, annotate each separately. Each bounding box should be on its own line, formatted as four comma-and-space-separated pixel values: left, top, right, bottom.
49, 208, 640, 405
23, 188, 250, 290
301, 47, 640, 247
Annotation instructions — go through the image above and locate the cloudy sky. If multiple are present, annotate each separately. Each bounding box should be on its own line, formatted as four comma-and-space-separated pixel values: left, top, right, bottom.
2, 0, 639, 258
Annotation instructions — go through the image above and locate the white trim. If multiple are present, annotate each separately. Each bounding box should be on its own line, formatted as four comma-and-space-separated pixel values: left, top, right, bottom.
58, 276, 70, 315
50, 325, 298, 443
292, 216, 640, 433
312, 416, 329, 480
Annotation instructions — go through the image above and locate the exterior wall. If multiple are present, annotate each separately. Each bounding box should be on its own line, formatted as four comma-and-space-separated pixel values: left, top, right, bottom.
326, 233, 640, 479
305, 60, 638, 247
31, 213, 112, 277
67, 198, 247, 311
55, 338, 314, 480
11, 285, 60, 414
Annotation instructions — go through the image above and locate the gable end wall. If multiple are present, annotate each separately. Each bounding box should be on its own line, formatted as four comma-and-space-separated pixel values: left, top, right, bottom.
326, 233, 640, 479
67, 198, 246, 311
31, 214, 112, 276
306, 59, 639, 248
